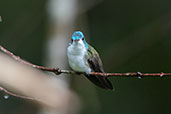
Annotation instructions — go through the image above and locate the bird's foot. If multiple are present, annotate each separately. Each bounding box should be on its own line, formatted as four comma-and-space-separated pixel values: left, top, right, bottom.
75, 72, 83, 75
53, 67, 62, 75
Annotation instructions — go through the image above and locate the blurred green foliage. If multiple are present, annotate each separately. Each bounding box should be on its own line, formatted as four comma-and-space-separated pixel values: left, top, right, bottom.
1, 0, 171, 114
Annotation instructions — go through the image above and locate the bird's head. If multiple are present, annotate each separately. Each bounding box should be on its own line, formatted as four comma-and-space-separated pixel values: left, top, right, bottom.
71, 31, 88, 49
72, 31, 85, 41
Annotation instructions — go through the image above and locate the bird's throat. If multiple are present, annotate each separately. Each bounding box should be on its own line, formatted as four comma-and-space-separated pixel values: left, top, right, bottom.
67, 42, 91, 73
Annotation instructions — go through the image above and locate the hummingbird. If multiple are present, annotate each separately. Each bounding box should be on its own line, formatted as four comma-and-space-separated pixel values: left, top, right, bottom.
67, 31, 113, 90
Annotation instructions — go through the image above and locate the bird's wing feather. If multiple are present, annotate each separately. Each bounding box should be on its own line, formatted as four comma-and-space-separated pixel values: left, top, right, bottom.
84, 45, 113, 90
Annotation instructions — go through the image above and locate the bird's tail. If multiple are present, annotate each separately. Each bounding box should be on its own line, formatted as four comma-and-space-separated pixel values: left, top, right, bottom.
85, 74, 113, 90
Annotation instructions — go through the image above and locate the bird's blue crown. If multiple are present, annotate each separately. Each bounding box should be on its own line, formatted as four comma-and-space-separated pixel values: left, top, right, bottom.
71, 31, 88, 49
72, 31, 84, 40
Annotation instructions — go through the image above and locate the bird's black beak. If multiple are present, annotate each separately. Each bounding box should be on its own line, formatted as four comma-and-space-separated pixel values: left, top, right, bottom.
74, 39, 80, 42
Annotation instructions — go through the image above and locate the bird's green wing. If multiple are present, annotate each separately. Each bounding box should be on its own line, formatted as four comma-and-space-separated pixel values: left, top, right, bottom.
84, 45, 113, 90
86, 45, 104, 72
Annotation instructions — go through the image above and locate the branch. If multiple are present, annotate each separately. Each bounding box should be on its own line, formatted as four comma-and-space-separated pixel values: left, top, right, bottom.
0, 45, 171, 78
0, 86, 39, 101
0, 44, 170, 101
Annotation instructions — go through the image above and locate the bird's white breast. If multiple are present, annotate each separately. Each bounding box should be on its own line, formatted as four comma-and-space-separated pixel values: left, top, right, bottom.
67, 41, 91, 73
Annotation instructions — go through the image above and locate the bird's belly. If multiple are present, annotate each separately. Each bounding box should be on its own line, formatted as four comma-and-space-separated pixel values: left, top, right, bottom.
68, 55, 91, 73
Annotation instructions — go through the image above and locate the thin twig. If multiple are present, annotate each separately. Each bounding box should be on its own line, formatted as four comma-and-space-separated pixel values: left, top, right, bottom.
0, 45, 170, 78
89, 72, 169, 78
0, 44, 170, 100
0, 86, 40, 101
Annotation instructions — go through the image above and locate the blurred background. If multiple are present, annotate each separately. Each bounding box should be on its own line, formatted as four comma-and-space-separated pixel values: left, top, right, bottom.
0, 0, 171, 114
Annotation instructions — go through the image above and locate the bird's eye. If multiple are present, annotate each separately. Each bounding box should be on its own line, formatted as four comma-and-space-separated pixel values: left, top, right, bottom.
71, 39, 73, 42
82, 38, 85, 40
